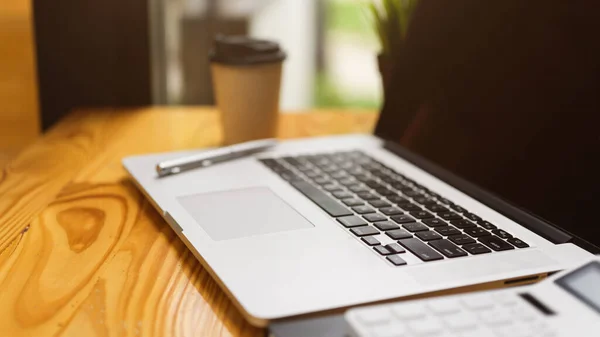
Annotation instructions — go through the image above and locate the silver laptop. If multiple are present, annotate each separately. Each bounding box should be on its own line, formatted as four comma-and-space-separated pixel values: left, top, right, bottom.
122, 114, 598, 326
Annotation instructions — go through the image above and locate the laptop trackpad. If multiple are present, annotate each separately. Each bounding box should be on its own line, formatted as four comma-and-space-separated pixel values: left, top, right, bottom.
177, 187, 314, 241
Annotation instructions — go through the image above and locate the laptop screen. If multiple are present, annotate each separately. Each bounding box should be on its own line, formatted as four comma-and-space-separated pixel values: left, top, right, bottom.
375, 0, 600, 248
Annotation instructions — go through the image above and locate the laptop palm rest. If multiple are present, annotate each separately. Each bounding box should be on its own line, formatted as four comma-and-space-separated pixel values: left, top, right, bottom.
177, 186, 314, 241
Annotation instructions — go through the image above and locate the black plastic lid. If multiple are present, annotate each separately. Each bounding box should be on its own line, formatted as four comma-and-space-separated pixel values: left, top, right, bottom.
209, 35, 286, 65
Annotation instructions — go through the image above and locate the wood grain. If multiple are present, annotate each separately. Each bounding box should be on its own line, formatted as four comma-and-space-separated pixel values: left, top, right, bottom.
0, 107, 378, 337
0, 0, 40, 167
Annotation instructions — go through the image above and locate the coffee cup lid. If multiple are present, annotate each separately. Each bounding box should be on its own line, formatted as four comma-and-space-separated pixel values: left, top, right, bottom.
210, 35, 286, 65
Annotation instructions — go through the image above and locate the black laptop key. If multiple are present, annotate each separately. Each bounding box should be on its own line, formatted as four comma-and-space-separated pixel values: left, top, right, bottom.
492, 229, 513, 239
391, 214, 416, 224
429, 240, 468, 258
342, 198, 364, 206
423, 218, 447, 227
376, 188, 396, 196
386, 228, 412, 240
357, 192, 380, 200
435, 226, 462, 236
428, 191, 442, 199
291, 181, 353, 217
374, 245, 393, 256
282, 156, 308, 167
413, 197, 437, 205
330, 171, 348, 179
322, 165, 340, 173
448, 234, 476, 245
415, 231, 443, 241
337, 215, 368, 228
464, 213, 482, 222
387, 255, 407, 266
478, 220, 497, 230
385, 243, 406, 254
260, 158, 279, 167
381, 207, 404, 215
399, 203, 423, 212
363, 213, 387, 222
449, 204, 468, 213
347, 167, 364, 175
280, 172, 302, 181
362, 236, 381, 246
450, 219, 476, 229
350, 226, 380, 237
410, 211, 435, 219
375, 221, 400, 231
464, 227, 492, 238
403, 222, 429, 232
349, 185, 370, 193
426, 204, 449, 213
365, 180, 384, 189
323, 183, 343, 192
304, 170, 321, 178
439, 212, 462, 220
403, 190, 423, 198
369, 200, 392, 208
313, 177, 330, 185
352, 206, 376, 214
463, 243, 492, 255
387, 195, 411, 205
392, 182, 408, 190
338, 177, 357, 186
332, 191, 353, 199
507, 237, 530, 248
398, 238, 444, 262
479, 235, 515, 251
438, 198, 452, 205
352, 174, 371, 182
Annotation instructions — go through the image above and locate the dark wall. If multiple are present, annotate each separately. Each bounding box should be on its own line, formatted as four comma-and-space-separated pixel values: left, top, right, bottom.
33, 0, 152, 129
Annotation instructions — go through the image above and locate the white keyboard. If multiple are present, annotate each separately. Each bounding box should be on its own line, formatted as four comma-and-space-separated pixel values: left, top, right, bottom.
346, 291, 553, 337
346, 258, 600, 337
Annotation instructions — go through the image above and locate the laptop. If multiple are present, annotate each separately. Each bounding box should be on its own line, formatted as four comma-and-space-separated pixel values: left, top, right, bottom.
122, 124, 598, 326
123, 0, 600, 327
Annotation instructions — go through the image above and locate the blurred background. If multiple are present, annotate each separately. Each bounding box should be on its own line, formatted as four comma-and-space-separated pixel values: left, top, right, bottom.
1, 0, 383, 167
153, 0, 382, 110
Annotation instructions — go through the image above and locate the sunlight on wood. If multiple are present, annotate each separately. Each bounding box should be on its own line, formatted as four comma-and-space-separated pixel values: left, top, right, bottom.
0, 107, 377, 336
0, 0, 40, 167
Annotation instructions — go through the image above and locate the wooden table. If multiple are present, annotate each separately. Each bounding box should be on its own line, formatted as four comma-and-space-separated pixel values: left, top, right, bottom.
0, 107, 378, 337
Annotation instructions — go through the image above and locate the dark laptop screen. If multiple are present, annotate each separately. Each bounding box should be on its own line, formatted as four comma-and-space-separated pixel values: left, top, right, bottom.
375, 0, 600, 248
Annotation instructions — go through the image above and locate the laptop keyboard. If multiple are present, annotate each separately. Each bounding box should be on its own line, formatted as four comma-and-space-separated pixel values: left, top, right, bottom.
260, 151, 529, 266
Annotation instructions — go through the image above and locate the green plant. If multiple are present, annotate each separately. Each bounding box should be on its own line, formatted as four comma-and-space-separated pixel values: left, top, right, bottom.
368, 0, 420, 58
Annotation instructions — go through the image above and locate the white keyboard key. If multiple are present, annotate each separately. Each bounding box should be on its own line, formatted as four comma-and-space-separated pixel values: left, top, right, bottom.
491, 322, 534, 337
457, 327, 497, 337
530, 322, 557, 337
538, 330, 558, 337
512, 304, 539, 322
461, 295, 495, 311
407, 317, 443, 336
479, 308, 512, 326
442, 311, 478, 331
391, 303, 427, 320
369, 322, 409, 337
427, 299, 462, 316
357, 307, 394, 326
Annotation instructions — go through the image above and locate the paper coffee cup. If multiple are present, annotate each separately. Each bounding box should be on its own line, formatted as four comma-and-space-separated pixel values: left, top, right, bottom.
210, 36, 286, 145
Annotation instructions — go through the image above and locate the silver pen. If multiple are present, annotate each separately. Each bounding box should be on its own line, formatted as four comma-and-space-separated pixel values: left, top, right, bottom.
156, 138, 278, 177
